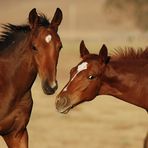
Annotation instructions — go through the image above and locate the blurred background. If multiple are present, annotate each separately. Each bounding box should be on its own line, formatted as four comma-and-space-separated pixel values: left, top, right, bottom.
0, 0, 148, 148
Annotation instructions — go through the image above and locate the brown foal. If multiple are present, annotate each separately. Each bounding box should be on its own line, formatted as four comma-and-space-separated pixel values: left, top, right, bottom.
56, 40, 148, 148
0, 8, 62, 148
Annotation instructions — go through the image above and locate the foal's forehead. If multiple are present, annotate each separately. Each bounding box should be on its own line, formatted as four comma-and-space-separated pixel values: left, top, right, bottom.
39, 27, 61, 42
77, 62, 88, 72
76, 60, 100, 73
39, 26, 57, 36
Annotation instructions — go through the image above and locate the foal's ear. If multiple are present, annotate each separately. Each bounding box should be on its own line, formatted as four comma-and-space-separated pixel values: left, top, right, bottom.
51, 8, 63, 32
99, 44, 110, 64
29, 8, 39, 30
80, 40, 90, 58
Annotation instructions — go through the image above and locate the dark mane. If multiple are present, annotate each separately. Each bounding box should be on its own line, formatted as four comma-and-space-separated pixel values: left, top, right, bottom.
38, 13, 50, 27
112, 47, 148, 60
0, 24, 30, 51
0, 14, 50, 51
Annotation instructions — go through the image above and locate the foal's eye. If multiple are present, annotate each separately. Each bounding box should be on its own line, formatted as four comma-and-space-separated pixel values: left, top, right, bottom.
88, 75, 95, 80
32, 45, 37, 51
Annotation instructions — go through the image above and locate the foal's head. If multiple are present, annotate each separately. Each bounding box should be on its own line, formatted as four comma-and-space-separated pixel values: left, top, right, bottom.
29, 8, 63, 95
56, 41, 110, 113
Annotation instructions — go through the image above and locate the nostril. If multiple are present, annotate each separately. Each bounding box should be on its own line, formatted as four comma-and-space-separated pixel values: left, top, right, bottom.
56, 97, 69, 109
42, 80, 58, 95
42, 84, 54, 95
62, 97, 67, 107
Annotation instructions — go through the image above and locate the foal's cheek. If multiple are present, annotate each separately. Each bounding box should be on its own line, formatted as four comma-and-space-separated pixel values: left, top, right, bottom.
85, 82, 99, 101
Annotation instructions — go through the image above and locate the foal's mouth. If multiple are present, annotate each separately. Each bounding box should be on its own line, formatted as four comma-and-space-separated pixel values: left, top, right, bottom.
57, 105, 73, 114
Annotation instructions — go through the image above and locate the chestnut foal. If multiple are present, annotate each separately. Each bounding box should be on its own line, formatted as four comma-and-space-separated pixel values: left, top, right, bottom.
0, 8, 62, 148
56, 41, 148, 148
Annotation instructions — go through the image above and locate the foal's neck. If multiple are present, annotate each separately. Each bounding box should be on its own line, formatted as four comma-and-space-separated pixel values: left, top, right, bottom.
100, 59, 148, 110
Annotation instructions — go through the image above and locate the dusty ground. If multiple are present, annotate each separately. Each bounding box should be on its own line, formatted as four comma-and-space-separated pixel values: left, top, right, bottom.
0, 1, 148, 148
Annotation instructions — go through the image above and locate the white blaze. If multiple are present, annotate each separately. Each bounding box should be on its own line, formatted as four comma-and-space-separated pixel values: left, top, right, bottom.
63, 62, 88, 91
45, 34, 52, 43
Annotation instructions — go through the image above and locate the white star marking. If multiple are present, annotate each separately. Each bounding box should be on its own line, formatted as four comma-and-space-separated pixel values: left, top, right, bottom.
45, 34, 52, 43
